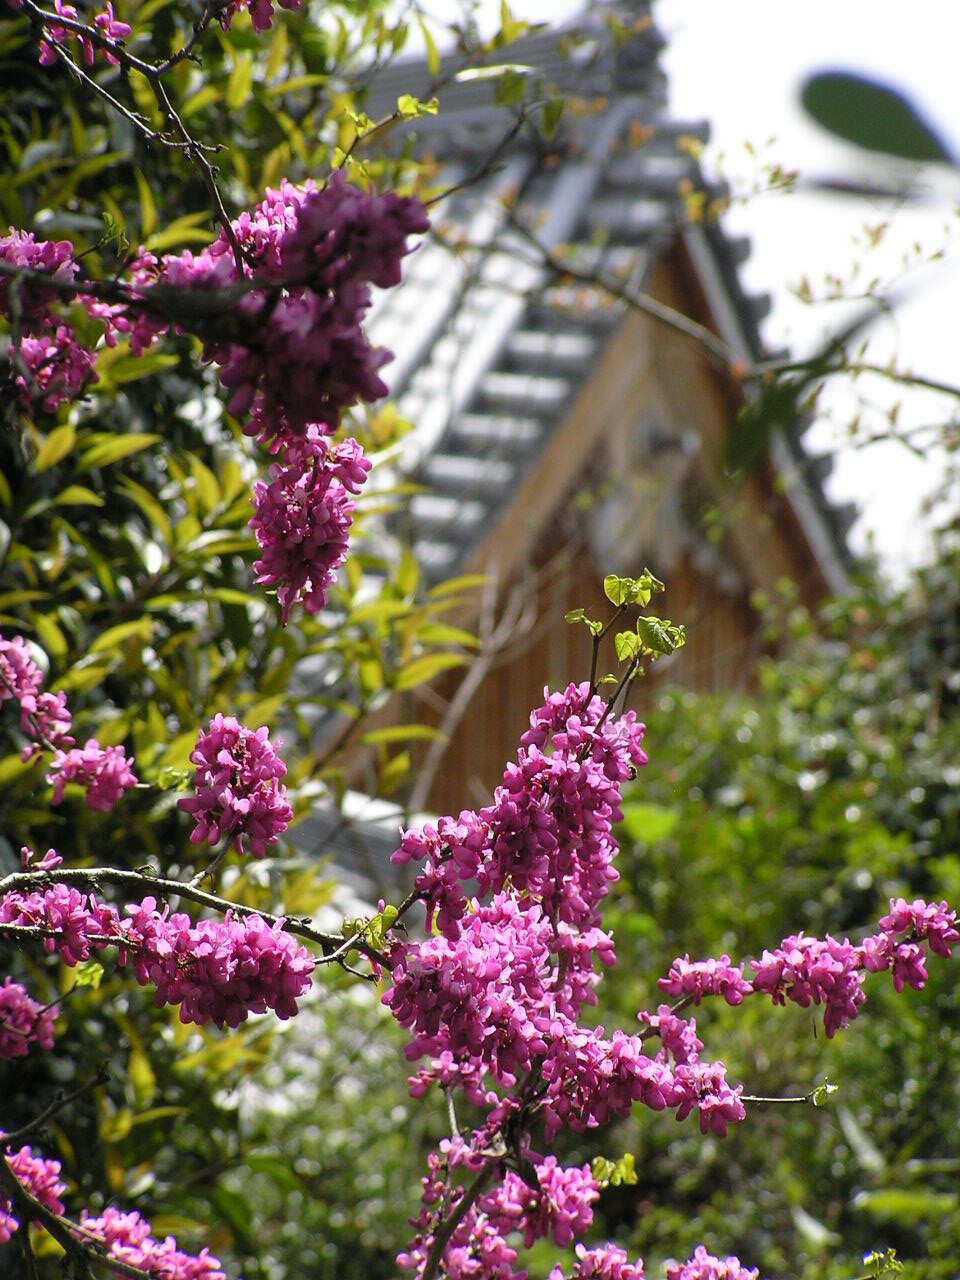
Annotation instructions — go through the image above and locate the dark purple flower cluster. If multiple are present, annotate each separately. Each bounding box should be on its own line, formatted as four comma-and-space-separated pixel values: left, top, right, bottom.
178, 714, 293, 858
249, 428, 371, 622
126, 172, 428, 440
0, 977, 57, 1060
220, 0, 301, 31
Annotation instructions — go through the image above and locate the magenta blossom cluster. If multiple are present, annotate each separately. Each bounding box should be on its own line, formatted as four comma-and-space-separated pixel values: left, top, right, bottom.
79, 1207, 226, 1278
386, 684, 753, 1277
660, 896, 958, 1038
249, 428, 371, 622
549, 1244, 645, 1280
0, 1143, 65, 1242
665, 1246, 759, 1280
48, 737, 138, 810
0, 977, 57, 1060
0, 874, 314, 1027
0, 230, 98, 409
0, 1138, 224, 1276
1, 631, 136, 806
391, 682, 648, 941
125, 171, 428, 439
4, 0, 131, 66
3, 173, 425, 430
178, 714, 293, 858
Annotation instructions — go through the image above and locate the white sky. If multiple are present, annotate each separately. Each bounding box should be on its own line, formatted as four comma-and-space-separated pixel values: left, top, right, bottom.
449, 0, 960, 573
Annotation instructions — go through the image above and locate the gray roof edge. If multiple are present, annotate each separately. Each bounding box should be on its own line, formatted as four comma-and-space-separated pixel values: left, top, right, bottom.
680, 223, 851, 596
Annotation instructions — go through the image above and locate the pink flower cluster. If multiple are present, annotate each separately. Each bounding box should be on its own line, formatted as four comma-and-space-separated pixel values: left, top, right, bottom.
659, 897, 958, 1038
178, 714, 293, 858
0, 1143, 65, 1242
48, 737, 138, 810
3, 173, 426, 430
665, 1246, 759, 1280
0, 977, 57, 1060
125, 171, 428, 440
1, 632, 136, 806
0, 231, 97, 410
4, 0, 132, 66
400, 1139, 601, 1280
0, 1138, 223, 1276
386, 684, 753, 1277
121, 896, 314, 1026
79, 1207, 226, 1278
0, 876, 314, 1027
391, 683, 648, 941
249, 428, 371, 622
659, 955, 753, 1007
549, 1244, 645, 1280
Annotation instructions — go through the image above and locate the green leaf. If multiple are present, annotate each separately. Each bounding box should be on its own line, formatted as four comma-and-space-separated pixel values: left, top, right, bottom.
34, 424, 76, 472
618, 801, 679, 844
428, 573, 488, 598
361, 724, 444, 746
52, 485, 103, 508
615, 630, 640, 662
854, 1188, 958, 1222
397, 93, 438, 118
73, 959, 104, 989
265, 22, 288, 80
181, 83, 221, 119
416, 622, 480, 648
134, 167, 157, 237
79, 433, 161, 469
541, 97, 563, 139
418, 15, 439, 76
90, 617, 153, 652
636, 615, 685, 655
801, 72, 953, 163
32, 611, 67, 658
226, 52, 255, 110
118, 476, 171, 543
394, 651, 468, 690
128, 1043, 157, 1108
102, 351, 179, 385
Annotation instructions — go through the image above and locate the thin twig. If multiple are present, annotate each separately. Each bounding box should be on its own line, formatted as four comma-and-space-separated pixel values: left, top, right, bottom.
1, 1068, 109, 1147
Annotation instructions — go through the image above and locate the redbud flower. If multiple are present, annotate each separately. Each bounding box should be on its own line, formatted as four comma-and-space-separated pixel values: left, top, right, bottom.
47, 738, 137, 810
178, 714, 292, 857
0, 978, 56, 1059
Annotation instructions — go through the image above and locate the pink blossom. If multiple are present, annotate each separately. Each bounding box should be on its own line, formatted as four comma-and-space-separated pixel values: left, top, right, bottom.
659, 954, 753, 1006
665, 1245, 759, 1280
79, 1206, 226, 1278
249, 430, 371, 622
0, 978, 56, 1059
0, 634, 42, 703
751, 933, 865, 1037
549, 1243, 645, 1280
0, 1144, 65, 1242
47, 738, 137, 810
178, 714, 292, 857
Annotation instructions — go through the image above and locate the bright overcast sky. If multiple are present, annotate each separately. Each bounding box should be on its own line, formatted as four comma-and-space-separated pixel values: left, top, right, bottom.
454, 0, 960, 574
